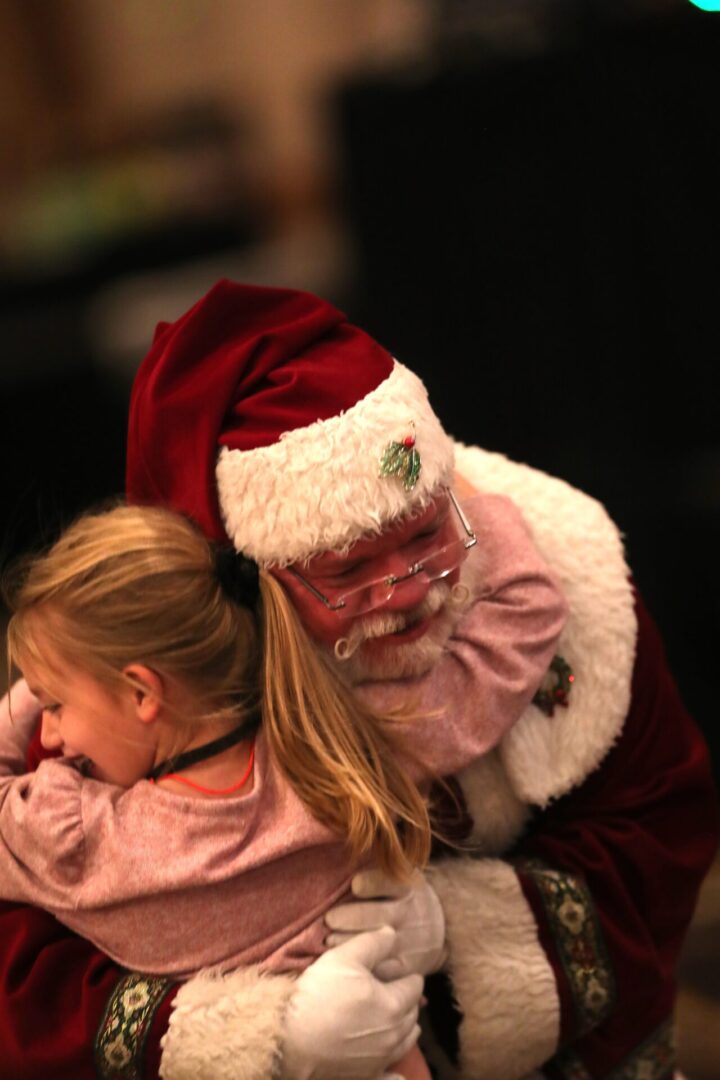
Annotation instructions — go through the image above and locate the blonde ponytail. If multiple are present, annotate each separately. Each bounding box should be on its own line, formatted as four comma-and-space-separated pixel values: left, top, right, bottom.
258, 573, 431, 879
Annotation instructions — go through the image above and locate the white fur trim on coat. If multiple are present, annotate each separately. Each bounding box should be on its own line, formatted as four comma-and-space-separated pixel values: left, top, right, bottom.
420, 450, 637, 1078
216, 361, 455, 567
455, 749, 531, 856
159, 966, 295, 1080
455, 444, 637, 806
428, 857, 560, 1080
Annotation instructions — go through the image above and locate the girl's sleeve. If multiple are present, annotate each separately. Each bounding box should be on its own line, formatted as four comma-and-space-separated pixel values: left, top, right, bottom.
0, 680, 43, 777
360, 493, 568, 779
0, 689, 149, 1080
0, 706, 294, 1080
0, 683, 86, 906
0, 756, 87, 905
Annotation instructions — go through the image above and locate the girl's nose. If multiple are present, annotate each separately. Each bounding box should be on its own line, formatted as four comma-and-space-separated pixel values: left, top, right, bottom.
40, 712, 62, 750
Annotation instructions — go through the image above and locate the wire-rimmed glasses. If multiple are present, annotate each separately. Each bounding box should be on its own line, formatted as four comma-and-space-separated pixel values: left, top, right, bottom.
286, 489, 476, 617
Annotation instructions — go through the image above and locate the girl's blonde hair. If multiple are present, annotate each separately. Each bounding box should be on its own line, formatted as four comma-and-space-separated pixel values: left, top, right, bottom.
5, 504, 430, 879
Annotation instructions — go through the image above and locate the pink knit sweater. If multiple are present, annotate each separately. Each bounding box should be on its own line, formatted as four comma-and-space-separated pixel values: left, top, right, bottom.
0, 494, 567, 979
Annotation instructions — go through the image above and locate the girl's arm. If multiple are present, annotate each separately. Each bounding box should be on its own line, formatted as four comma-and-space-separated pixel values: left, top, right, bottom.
0, 684, 85, 907
359, 492, 568, 779
0, 680, 42, 777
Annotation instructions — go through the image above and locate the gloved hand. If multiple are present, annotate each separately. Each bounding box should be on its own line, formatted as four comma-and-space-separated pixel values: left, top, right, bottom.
281, 926, 422, 1080
325, 869, 446, 981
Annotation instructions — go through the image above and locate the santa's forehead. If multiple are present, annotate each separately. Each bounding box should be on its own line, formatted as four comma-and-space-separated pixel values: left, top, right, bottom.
302, 493, 449, 572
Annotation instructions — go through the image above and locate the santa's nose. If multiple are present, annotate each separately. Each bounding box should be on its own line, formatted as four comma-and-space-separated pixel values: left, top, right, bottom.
372, 561, 432, 612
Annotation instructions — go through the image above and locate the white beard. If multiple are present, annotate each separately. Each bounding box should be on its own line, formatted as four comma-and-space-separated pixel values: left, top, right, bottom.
326, 563, 477, 684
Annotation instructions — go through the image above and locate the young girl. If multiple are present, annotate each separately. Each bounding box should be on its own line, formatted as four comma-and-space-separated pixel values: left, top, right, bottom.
1, 496, 567, 1079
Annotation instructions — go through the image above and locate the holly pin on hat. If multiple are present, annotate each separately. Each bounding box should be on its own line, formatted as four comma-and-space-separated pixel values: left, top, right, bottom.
126, 280, 455, 567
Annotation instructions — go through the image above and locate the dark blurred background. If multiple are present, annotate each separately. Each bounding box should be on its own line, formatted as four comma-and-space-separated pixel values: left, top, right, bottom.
1, 2, 719, 1073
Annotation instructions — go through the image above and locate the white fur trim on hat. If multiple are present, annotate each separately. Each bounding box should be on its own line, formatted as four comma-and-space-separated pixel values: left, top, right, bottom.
216, 361, 455, 566
428, 857, 560, 1079
159, 965, 295, 1080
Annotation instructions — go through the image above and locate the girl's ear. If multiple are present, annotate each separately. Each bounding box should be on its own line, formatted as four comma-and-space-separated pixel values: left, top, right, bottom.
122, 664, 164, 724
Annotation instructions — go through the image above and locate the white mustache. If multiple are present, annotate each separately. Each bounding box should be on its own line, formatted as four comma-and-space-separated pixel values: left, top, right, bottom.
334, 581, 454, 661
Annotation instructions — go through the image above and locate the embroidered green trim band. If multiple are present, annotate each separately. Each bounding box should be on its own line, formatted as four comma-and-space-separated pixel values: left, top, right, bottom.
517, 860, 615, 1037
552, 1017, 676, 1079
95, 972, 173, 1080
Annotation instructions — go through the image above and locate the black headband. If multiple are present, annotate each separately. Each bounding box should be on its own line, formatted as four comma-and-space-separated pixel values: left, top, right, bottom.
214, 547, 260, 609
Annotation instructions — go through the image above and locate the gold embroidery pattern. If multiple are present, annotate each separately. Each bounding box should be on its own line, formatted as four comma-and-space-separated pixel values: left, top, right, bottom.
94, 972, 172, 1079
553, 1018, 676, 1079
517, 860, 615, 1036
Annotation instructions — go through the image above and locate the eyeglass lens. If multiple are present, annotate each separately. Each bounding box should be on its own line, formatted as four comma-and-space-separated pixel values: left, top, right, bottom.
334, 536, 472, 615
288, 489, 477, 616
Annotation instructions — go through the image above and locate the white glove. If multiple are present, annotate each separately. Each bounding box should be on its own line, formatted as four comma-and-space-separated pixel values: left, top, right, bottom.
325, 869, 446, 981
281, 926, 422, 1080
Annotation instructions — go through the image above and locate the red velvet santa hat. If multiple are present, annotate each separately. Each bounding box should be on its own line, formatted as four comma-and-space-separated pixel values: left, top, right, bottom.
127, 280, 455, 566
